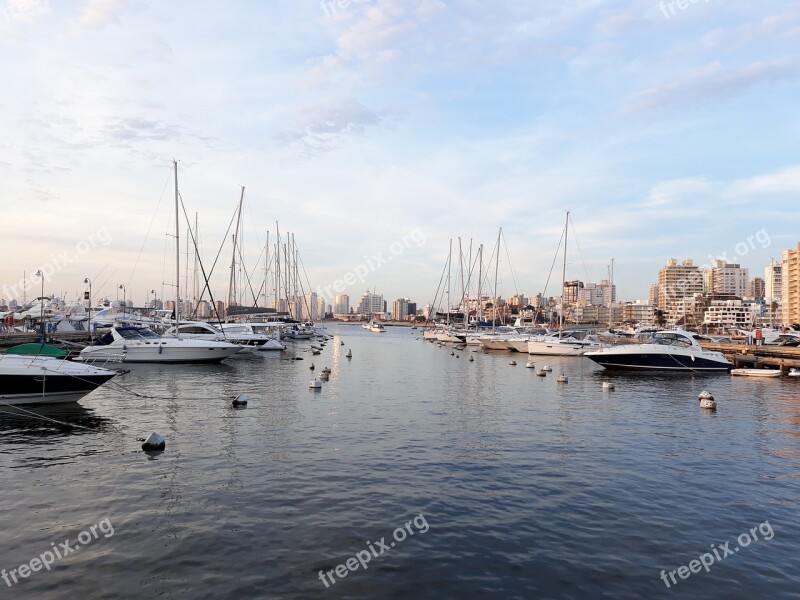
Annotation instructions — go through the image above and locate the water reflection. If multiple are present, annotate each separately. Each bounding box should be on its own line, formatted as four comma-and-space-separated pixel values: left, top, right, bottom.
0, 403, 114, 444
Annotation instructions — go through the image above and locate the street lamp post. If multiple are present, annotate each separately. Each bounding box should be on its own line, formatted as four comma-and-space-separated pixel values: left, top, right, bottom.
84, 278, 92, 343
35, 270, 44, 339
119, 284, 126, 318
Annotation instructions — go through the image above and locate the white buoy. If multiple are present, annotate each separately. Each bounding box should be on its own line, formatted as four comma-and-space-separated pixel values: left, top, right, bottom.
346, 349, 352, 358
557, 374, 568, 383
232, 393, 249, 407
526, 361, 535, 368
309, 378, 322, 389
141, 432, 166, 452
698, 390, 716, 409
602, 381, 615, 390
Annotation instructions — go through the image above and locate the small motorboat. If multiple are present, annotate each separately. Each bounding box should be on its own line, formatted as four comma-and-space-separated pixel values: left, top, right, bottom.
730, 369, 781, 378
787, 368, 800, 377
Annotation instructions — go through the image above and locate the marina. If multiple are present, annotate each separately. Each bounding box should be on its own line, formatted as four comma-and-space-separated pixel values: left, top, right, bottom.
2, 325, 799, 599
2, 2, 800, 598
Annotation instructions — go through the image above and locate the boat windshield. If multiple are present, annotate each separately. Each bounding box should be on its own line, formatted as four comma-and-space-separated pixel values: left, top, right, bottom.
117, 327, 161, 340
652, 333, 692, 348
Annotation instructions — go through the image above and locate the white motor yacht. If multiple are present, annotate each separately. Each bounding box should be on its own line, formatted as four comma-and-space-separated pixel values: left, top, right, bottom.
526, 332, 600, 356
79, 325, 242, 364
218, 322, 286, 351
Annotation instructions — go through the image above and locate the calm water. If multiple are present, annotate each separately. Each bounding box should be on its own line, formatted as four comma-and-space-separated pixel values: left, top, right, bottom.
1, 324, 799, 599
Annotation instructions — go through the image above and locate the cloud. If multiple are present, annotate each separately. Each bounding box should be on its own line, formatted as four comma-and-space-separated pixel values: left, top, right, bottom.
623, 58, 800, 113
724, 165, 800, 199
69, 0, 141, 30
273, 97, 401, 156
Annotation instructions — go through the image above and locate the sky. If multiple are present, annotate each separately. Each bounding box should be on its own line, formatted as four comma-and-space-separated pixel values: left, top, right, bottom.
0, 0, 798, 309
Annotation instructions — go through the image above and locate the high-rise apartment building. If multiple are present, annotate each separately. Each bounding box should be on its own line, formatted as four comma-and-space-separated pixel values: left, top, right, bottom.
657, 259, 703, 314
357, 291, 384, 316
333, 294, 350, 316
782, 243, 800, 325
709, 261, 748, 297
747, 277, 765, 300
392, 298, 410, 321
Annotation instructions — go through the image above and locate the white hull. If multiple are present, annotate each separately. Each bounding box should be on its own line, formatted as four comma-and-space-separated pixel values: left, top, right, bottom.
507, 339, 531, 353
79, 327, 241, 364
435, 331, 466, 343
730, 369, 781, 377
258, 338, 286, 351
80, 343, 241, 363
480, 338, 515, 351
527, 338, 597, 356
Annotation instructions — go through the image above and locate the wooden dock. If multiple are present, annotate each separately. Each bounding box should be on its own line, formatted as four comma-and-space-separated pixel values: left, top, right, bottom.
700, 342, 800, 372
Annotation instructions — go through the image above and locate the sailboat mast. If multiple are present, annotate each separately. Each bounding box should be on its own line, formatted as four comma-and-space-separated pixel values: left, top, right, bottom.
174, 159, 180, 337
193, 213, 199, 309
492, 228, 501, 332
478, 244, 483, 322
560, 211, 569, 337
228, 187, 245, 310
446, 239, 452, 327
459, 237, 467, 327
264, 229, 269, 308
609, 257, 614, 330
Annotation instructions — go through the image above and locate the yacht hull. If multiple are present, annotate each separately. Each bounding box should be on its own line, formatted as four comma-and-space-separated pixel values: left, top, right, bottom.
585, 351, 731, 371
0, 356, 117, 405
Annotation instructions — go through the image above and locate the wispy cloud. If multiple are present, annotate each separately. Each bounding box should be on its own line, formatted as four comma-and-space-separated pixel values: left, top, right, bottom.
623, 58, 800, 113
68, 0, 141, 31
274, 97, 401, 156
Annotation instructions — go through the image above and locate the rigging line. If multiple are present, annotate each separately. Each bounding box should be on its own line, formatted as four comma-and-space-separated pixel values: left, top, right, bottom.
423, 249, 450, 328
177, 193, 224, 324
500, 230, 522, 295
235, 240, 260, 307
95, 268, 118, 304
245, 195, 263, 248
190, 198, 239, 314
127, 165, 174, 291
568, 217, 593, 285
535, 226, 566, 324
453, 244, 483, 321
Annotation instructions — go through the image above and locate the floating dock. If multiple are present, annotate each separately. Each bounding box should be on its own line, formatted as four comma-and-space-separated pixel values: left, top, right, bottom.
700, 342, 800, 373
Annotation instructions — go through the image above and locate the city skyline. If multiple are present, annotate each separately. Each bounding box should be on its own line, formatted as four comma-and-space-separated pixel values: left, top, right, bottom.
1, 1, 799, 305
